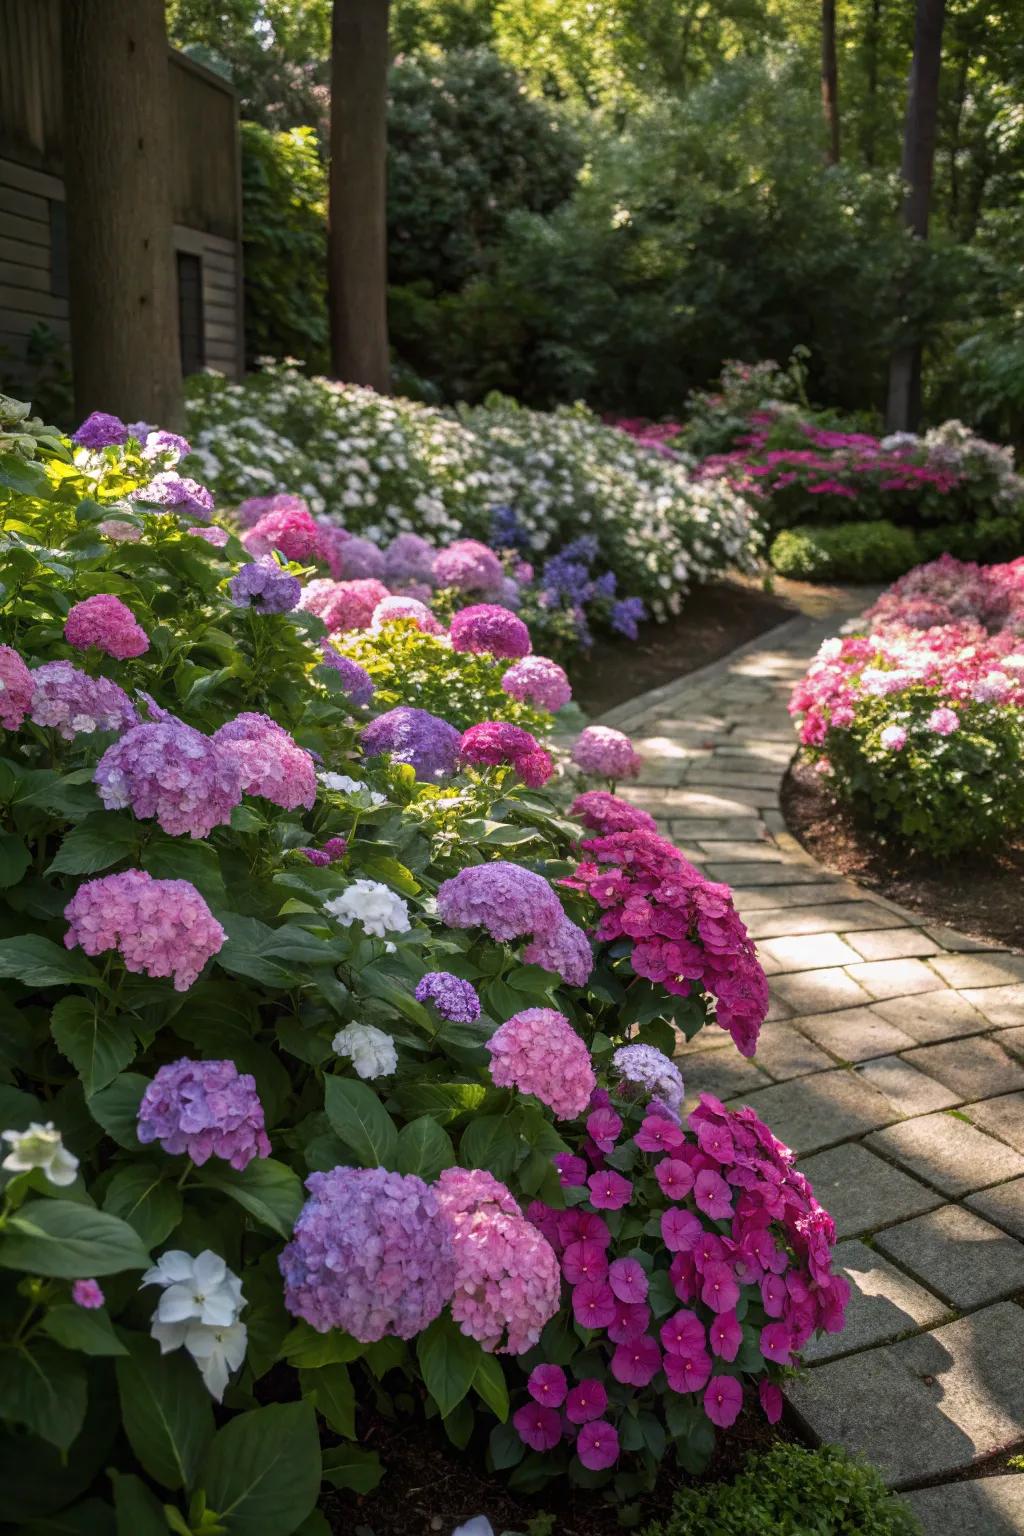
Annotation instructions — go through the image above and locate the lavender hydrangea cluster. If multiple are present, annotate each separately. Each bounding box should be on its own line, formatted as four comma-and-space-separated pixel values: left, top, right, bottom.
415, 971, 481, 1023
432, 539, 504, 594
30, 661, 137, 740
361, 706, 461, 781
72, 411, 128, 449
95, 720, 242, 837
64, 870, 225, 992
384, 532, 436, 586
134, 471, 214, 521
335, 534, 386, 581
612, 1043, 685, 1119
137, 1058, 271, 1170
436, 862, 564, 942
522, 915, 594, 987
319, 645, 375, 706
229, 558, 301, 614
279, 1167, 455, 1340
212, 712, 316, 811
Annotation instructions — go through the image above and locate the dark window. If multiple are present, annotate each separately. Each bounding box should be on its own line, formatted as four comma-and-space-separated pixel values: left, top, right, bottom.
49, 200, 68, 299
176, 251, 204, 375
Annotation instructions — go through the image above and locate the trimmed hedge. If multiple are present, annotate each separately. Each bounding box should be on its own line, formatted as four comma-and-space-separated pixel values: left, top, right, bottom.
770, 522, 921, 582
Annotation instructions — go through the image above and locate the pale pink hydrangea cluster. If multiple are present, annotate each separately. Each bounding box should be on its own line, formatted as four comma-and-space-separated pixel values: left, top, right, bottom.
95, 720, 242, 837
137, 1057, 270, 1168
501, 656, 572, 713
435, 1167, 561, 1354
371, 595, 444, 635
64, 870, 225, 991
64, 594, 149, 659
212, 712, 316, 810
30, 661, 137, 740
486, 1008, 596, 1119
299, 577, 391, 632
0, 645, 34, 730
432, 539, 504, 594
235, 492, 309, 529
571, 726, 642, 781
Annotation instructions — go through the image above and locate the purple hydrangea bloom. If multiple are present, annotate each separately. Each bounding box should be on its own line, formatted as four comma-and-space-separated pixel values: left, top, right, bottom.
611, 597, 646, 640
72, 411, 128, 449
30, 661, 137, 740
490, 505, 529, 550
229, 558, 302, 614
449, 604, 532, 660
361, 706, 461, 781
318, 646, 375, 707
432, 539, 504, 594
336, 534, 386, 581
436, 861, 565, 943
134, 471, 215, 522
522, 915, 594, 986
236, 492, 309, 529
415, 972, 481, 1023
612, 1043, 684, 1119
384, 532, 437, 586
127, 419, 155, 442
95, 720, 242, 838
279, 1166, 455, 1340
140, 429, 191, 462
137, 1057, 271, 1170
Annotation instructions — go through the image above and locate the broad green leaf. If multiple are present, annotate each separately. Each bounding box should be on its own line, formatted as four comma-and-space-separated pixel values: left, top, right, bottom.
0, 1200, 149, 1277
201, 1401, 320, 1536
0, 830, 29, 887
216, 914, 296, 987
0, 1340, 87, 1450
394, 1080, 488, 1124
110, 1471, 168, 1536
416, 1313, 482, 1417
103, 1162, 183, 1248
320, 1443, 383, 1495
280, 1322, 364, 1368
116, 1333, 215, 1492
323, 1076, 398, 1169
396, 1116, 455, 1181
47, 814, 136, 876
459, 1114, 519, 1179
299, 1362, 355, 1437
21, 1496, 117, 1535
0, 935, 102, 989
87, 1073, 149, 1149
356, 852, 419, 894
50, 998, 136, 1095
141, 836, 226, 903
0, 451, 52, 496
41, 1304, 127, 1356
195, 1157, 303, 1240
473, 1352, 509, 1422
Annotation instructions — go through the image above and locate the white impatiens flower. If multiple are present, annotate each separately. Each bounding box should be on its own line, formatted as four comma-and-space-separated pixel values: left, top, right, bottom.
332, 1022, 398, 1080
324, 879, 411, 939
142, 1249, 247, 1402
1, 1122, 79, 1186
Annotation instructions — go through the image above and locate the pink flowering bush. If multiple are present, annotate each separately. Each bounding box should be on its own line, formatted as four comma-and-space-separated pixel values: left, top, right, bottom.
64, 593, 149, 659
64, 869, 225, 991
790, 554, 1024, 854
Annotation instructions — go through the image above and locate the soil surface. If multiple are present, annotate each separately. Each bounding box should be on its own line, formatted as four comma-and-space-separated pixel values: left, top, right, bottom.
783, 756, 1024, 953
324, 1403, 799, 1536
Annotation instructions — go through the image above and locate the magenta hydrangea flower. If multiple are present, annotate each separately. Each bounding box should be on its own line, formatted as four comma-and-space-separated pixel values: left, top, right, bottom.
30, 661, 137, 741
436, 862, 564, 942
319, 646, 375, 706
95, 720, 242, 837
501, 656, 572, 713
72, 1279, 105, 1309
449, 604, 531, 659
0, 646, 34, 730
566, 1379, 607, 1424
242, 506, 324, 563
213, 712, 316, 811
300, 578, 391, 633
229, 558, 302, 613
521, 915, 593, 986
371, 595, 444, 635
135, 471, 214, 521
513, 1402, 561, 1452
73, 411, 128, 449
576, 1419, 619, 1471
435, 1167, 560, 1354
137, 1057, 270, 1168
414, 972, 481, 1023
65, 594, 149, 659
361, 706, 461, 781
460, 721, 554, 788
64, 869, 225, 991
279, 1166, 455, 1340
486, 1008, 595, 1119
571, 726, 642, 780
385, 532, 437, 587
569, 790, 657, 836
432, 540, 504, 594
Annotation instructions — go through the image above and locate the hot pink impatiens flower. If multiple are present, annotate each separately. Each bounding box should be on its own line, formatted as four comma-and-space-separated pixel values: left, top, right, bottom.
659, 1309, 705, 1356
759, 1380, 784, 1423
587, 1169, 632, 1210
708, 1309, 743, 1361
663, 1349, 712, 1395
571, 1280, 617, 1330
704, 1375, 743, 1428
562, 1239, 609, 1287
565, 1379, 608, 1424
655, 1157, 696, 1201
694, 1168, 733, 1220
700, 1261, 740, 1314
607, 1257, 648, 1305
661, 1207, 703, 1254
576, 1418, 620, 1471
608, 1300, 651, 1343
527, 1364, 567, 1407
611, 1334, 661, 1387
513, 1402, 561, 1452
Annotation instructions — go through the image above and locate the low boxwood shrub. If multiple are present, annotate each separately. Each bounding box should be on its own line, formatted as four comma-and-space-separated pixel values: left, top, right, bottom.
643, 1444, 921, 1535
769, 522, 920, 583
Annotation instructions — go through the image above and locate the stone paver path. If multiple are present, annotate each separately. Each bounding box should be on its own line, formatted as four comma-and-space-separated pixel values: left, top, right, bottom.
600, 608, 1024, 1530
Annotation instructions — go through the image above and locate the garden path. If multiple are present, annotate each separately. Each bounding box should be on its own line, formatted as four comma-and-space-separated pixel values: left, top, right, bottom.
599, 599, 1024, 1535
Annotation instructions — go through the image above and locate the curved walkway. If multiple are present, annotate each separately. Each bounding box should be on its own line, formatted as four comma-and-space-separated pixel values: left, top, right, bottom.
603, 607, 1024, 1535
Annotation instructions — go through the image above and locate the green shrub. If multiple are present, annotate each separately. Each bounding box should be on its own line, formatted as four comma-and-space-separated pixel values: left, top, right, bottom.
769, 523, 920, 583
644, 1444, 921, 1536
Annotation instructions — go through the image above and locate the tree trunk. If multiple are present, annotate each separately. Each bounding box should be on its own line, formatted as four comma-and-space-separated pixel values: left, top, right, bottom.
61, 0, 183, 427
328, 0, 391, 392
862, 0, 882, 166
821, 0, 840, 165
885, 0, 946, 432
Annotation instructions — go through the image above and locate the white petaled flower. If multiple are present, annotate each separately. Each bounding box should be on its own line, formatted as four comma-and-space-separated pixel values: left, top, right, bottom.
1, 1122, 79, 1186
332, 1022, 398, 1080
182, 1318, 248, 1402
324, 879, 411, 939
318, 771, 386, 807
142, 1249, 247, 1402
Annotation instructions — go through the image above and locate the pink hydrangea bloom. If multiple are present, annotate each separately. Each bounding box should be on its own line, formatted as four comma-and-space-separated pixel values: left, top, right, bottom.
501, 656, 572, 713
64, 869, 225, 990
95, 720, 242, 837
486, 1008, 595, 1119
30, 661, 137, 741
569, 790, 657, 835
137, 1056, 270, 1168
521, 915, 593, 986
449, 604, 531, 659
0, 645, 34, 730
436, 862, 564, 942
371, 595, 444, 634
880, 724, 908, 750
299, 577, 391, 632
72, 1279, 105, 1309
243, 506, 324, 563
571, 726, 642, 780
459, 721, 554, 788
64, 594, 148, 659
432, 539, 504, 594
187, 524, 230, 547
235, 492, 309, 529
212, 712, 316, 810
927, 706, 959, 734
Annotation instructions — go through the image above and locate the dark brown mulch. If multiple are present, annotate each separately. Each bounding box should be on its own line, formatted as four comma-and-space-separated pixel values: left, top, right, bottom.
782, 757, 1024, 952
570, 579, 794, 717
323, 1402, 801, 1536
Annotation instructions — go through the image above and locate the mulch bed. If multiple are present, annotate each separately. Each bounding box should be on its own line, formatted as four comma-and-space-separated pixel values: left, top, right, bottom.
783, 756, 1024, 952
324, 1402, 801, 1536
570, 579, 794, 716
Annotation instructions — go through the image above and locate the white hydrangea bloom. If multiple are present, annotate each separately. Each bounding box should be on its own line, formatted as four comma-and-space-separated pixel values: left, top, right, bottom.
1, 1122, 79, 1186
142, 1249, 247, 1402
318, 771, 386, 806
332, 1022, 398, 1080
324, 879, 411, 939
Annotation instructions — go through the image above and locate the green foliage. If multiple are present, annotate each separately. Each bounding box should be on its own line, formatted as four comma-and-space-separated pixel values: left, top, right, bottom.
643, 1443, 921, 1536
769, 523, 921, 583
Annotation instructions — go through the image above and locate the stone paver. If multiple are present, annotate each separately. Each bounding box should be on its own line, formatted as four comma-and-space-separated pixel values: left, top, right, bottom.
607, 612, 1024, 1490
875, 1204, 1024, 1308
802, 1239, 951, 1363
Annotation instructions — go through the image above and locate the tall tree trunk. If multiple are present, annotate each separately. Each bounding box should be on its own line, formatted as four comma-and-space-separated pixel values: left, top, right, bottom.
328, 0, 391, 392
885, 0, 946, 432
862, 0, 882, 166
61, 0, 183, 427
821, 0, 841, 164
